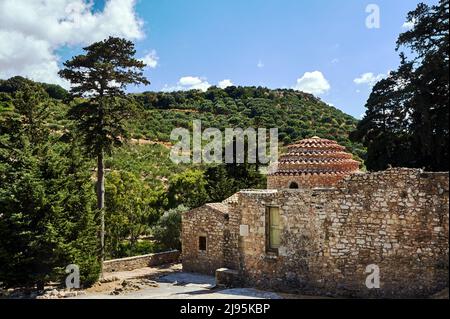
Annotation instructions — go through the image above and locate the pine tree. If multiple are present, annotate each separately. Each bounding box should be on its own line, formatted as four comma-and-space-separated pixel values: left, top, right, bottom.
59, 37, 150, 269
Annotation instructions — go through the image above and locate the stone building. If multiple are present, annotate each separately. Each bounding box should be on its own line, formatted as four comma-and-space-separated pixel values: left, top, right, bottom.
181, 137, 449, 297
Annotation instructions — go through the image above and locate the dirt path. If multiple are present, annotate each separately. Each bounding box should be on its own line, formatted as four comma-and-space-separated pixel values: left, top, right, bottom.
76, 270, 287, 299
128, 138, 172, 148
77, 266, 329, 299
169, 108, 199, 113
86, 263, 181, 294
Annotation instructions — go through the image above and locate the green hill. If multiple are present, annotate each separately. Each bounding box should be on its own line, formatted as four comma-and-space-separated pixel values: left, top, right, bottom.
0, 77, 366, 173
129, 87, 365, 159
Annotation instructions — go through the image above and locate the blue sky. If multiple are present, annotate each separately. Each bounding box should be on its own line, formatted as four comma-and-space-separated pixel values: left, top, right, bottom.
123, 0, 436, 118
1, 0, 438, 118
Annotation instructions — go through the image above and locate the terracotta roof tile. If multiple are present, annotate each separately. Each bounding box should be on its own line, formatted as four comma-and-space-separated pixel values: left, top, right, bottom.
269, 137, 360, 176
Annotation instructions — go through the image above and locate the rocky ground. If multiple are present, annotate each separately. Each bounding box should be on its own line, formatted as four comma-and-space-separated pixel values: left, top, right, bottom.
71, 271, 285, 299
0, 263, 181, 299
1, 263, 448, 299
0, 286, 87, 299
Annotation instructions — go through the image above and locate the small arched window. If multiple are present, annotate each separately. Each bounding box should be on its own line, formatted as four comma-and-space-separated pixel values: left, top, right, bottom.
289, 181, 299, 189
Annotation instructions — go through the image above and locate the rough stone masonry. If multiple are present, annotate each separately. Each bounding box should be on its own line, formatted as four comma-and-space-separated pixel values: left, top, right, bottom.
182, 168, 449, 298
182, 137, 448, 298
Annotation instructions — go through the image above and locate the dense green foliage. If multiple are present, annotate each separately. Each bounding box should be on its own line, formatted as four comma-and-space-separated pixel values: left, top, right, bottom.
167, 170, 209, 209
105, 143, 190, 189
0, 77, 364, 160
0, 83, 100, 289
130, 87, 364, 159
0, 76, 68, 101
204, 163, 266, 202
114, 240, 161, 258
105, 171, 160, 259
152, 205, 188, 251
352, 0, 449, 171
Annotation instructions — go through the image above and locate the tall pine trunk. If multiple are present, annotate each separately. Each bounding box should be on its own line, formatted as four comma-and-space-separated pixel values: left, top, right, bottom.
97, 150, 105, 274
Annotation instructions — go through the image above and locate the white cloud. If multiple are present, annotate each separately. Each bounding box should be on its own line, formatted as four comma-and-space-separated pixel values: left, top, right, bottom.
0, 0, 144, 88
163, 76, 211, 92
293, 71, 331, 95
0, 30, 62, 84
257, 60, 264, 68
353, 72, 385, 87
179, 76, 204, 86
140, 50, 159, 69
218, 79, 233, 89
402, 18, 416, 30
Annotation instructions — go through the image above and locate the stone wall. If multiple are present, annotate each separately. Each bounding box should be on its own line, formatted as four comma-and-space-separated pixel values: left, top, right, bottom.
216, 268, 240, 288
237, 168, 449, 297
182, 201, 241, 275
182, 168, 449, 297
182, 207, 226, 275
222, 200, 241, 270
267, 172, 349, 189
103, 250, 180, 272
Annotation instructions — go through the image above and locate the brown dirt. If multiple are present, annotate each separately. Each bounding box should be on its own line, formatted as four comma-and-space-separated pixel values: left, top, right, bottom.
128, 138, 172, 148
169, 108, 199, 113
85, 263, 182, 294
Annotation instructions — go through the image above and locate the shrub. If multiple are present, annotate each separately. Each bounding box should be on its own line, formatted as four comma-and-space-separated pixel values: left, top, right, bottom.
152, 205, 188, 251
116, 240, 161, 258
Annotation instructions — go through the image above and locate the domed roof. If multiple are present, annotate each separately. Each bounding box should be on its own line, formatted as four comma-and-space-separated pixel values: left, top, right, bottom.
270, 136, 360, 176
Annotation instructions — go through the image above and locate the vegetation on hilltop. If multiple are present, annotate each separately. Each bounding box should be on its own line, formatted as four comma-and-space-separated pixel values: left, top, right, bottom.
0, 78, 365, 159
130, 87, 364, 158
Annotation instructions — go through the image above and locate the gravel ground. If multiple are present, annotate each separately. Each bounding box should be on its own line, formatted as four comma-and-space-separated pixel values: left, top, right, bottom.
7, 264, 444, 299
73, 270, 284, 299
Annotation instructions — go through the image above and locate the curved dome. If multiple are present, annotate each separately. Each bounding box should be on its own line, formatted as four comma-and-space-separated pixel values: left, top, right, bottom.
267, 136, 360, 189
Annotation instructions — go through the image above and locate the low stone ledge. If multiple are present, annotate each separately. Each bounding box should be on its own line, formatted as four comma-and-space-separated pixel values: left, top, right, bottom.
103, 250, 180, 272
215, 268, 241, 288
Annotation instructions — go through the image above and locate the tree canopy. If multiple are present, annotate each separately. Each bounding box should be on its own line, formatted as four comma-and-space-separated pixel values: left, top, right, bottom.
0, 83, 99, 289
351, 0, 449, 171
59, 37, 151, 268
